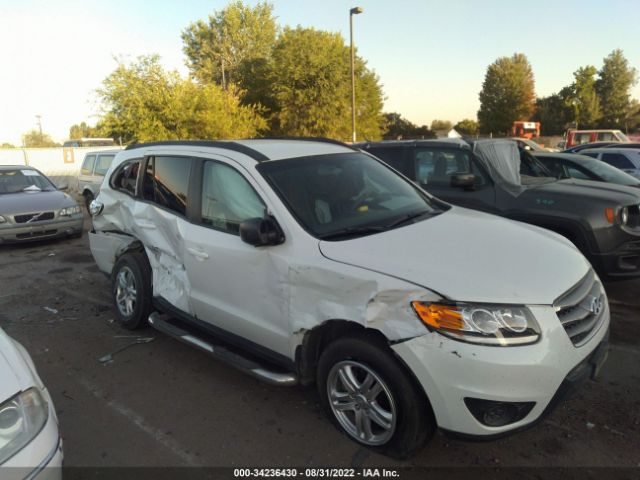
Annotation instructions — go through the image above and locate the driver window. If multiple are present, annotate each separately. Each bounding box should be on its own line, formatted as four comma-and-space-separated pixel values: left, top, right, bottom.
201, 161, 266, 235
566, 166, 591, 180
414, 149, 485, 187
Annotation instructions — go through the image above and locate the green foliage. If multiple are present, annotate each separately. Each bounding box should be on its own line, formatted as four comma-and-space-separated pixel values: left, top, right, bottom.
531, 91, 574, 135
453, 119, 479, 136
478, 53, 536, 135
96, 55, 266, 144
266, 27, 384, 141
68, 121, 102, 139
21, 129, 60, 147
182, 1, 277, 89
569, 66, 601, 128
382, 113, 435, 140
596, 49, 638, 128
1, 143, 15, 149
430, 119, 452, 132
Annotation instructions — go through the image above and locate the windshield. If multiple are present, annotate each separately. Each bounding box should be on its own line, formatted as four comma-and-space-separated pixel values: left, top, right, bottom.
0, 169, 55, 194
576, 156, 640, 186
257, 152, 445, 239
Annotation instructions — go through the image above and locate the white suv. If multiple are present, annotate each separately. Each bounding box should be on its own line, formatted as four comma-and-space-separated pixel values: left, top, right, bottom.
89, 139, 609, 457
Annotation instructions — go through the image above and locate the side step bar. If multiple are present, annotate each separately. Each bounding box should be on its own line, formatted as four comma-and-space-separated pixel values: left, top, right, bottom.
148, 312, 298, 386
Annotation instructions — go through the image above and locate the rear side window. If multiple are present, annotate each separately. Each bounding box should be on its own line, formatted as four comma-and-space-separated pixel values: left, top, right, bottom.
110, 160, 141, 196
201, 161, 265, 235
81, 155, 96, 175
602, 153, 634, 170
581, 152, 599, 159
574, 133, 592, 145
597, 132, 614, 141
142, 156, 192, 216
366, 148, 411, 176
94, 154, 115, 176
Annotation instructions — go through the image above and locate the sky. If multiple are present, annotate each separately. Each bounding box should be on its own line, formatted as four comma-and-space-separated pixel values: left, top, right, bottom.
1, 0, 639, 144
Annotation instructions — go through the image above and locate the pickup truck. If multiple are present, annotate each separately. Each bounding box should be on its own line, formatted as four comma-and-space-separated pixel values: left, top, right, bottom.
358, 139, 640, 280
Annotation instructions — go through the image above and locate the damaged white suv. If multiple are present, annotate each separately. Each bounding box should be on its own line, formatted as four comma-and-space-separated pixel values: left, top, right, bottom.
89, 139, 609, 458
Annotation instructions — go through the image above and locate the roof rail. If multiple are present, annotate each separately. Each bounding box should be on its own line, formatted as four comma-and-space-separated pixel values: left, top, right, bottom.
248, 136, 358, 151
124, 140, 270, 162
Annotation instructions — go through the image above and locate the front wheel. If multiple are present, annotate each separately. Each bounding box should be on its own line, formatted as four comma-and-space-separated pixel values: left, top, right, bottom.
83, 191, 94, 211
317, 334, 435, 458
111, 252, 152, 329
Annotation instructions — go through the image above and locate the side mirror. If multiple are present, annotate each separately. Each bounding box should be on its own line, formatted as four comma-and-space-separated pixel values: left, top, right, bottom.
240, 217, 284, 247
450, 173, 475, 190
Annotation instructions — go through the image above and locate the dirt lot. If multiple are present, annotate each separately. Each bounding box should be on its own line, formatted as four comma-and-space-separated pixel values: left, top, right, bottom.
1, 215, 639, 472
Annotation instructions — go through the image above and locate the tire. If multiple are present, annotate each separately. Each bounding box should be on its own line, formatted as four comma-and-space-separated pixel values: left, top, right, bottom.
317, 333, 435, 458
111, 251, 153, 330
84, 191, 94, 211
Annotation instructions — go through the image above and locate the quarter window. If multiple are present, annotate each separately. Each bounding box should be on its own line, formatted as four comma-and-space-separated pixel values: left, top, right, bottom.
201, 161, 265, 235
81, 155, 96, 175
110, 159, 141, 196
142, 156, 192, 216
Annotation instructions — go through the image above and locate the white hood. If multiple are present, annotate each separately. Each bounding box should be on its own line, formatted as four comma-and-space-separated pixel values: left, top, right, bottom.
319, 207, 590, 305
0, 327, 36, 402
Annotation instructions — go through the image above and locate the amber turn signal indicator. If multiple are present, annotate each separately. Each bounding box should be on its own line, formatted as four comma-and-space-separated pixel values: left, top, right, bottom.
605, 208, 615, 224
411, 302, 464, 331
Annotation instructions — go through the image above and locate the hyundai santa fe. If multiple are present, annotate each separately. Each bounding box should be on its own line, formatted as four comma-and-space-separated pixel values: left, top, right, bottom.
88, 139, 609, 458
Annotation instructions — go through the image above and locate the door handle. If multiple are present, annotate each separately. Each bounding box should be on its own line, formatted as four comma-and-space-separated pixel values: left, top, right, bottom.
137, 221, 156, 230
187, 247, 209, 260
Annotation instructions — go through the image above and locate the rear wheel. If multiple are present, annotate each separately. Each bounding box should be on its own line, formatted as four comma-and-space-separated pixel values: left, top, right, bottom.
317, 334, 435, 458
111, 252, 152, 329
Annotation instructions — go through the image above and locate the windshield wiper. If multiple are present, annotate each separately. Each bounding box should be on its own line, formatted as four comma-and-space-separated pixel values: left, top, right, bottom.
318, 225, 387, 241
383, 210, 439, 229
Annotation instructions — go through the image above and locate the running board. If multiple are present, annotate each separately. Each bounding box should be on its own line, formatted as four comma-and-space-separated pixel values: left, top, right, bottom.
148, 312, 298, 386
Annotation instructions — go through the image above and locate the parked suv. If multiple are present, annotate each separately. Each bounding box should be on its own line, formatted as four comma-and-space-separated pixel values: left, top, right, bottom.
358, 139, 640, 280
89, 139, 609, 457
78, 149, 119, 209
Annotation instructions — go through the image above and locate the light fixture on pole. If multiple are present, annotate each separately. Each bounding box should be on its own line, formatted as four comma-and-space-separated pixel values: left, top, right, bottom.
350, 6, 363, 143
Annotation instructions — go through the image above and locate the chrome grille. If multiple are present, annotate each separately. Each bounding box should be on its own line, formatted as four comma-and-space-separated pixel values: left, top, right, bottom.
554, 269, 606, 347
13, 211, 54, 223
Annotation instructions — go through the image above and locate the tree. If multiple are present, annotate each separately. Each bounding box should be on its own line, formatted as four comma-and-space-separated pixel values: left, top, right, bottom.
430, 119, 452, 132
21, 129, 59, 147
453, 119, 479, 136
68, 121, 102, 139
596, 49, 638, 128
96, 55, 266, 143
1, 143, 15, 148
182, 1, 277, 90
564, 66, 601, 129
382, 112, 435, 140
478, 53, 536, 135
531, 91, 574, 135
265, 27, 384, 141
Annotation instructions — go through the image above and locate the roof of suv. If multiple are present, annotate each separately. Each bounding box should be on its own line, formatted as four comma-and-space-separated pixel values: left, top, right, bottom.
356, 138, 470, 149
124, 138, 357, 162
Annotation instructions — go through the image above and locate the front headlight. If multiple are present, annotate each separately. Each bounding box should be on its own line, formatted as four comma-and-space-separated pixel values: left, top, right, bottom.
59, 205, 82, 216
0, 388, 48, 464
411, 302, 541, 346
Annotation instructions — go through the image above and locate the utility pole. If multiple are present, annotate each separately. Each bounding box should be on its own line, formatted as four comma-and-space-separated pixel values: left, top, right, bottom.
350, 7, 363, 143
35, 115, 43, 142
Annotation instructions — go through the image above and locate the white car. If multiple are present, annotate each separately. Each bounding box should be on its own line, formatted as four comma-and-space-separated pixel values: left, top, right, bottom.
0, 327, 62, 479
89, 139, 609, 458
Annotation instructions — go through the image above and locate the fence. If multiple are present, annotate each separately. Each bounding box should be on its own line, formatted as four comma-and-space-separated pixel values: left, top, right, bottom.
0, 146, 123, 191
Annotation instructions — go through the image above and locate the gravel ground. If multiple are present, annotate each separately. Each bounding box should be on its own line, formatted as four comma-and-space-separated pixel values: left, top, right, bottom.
0, 216, 639, 475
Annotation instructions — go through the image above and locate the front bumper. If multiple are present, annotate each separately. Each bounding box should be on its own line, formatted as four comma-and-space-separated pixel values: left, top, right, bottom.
592, 240, 640, 279
392, 304, 610, 437
2, 390, 63, 479
0, 216, 83, 244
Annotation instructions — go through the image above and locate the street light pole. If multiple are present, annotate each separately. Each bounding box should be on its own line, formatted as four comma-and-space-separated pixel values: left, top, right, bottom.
350, 7, 363, 143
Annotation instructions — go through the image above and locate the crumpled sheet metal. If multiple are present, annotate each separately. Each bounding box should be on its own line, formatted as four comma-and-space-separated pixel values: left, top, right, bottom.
94, 190, 435, 344
473, 139, 524, 196
287, 259, 436, 342
93, 190, 192, 314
